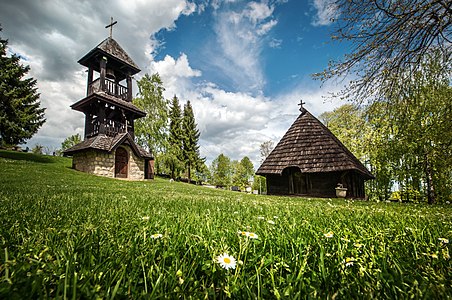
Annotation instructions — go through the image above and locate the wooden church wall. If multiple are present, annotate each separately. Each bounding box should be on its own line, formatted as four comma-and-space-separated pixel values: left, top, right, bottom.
266, 171, 366, 199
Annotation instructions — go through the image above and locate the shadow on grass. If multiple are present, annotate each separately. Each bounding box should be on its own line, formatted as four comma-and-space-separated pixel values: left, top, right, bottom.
0, 150, 55, 163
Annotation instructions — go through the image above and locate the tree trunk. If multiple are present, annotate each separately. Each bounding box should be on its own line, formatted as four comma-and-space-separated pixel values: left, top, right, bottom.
187, 163, 191, 183
425, 154, 436, 204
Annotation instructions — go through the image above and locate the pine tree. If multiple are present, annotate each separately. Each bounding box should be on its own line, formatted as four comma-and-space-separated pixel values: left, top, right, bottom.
167, 95, 184, 179
182, 101, 204, 181
0, 28, 45, 146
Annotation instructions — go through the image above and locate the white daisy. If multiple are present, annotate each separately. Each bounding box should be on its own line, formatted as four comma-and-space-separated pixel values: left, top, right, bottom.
354, 243, 364, 248
142, 216, 150, 221
216, 253, 236, 270
343, 257, 356, 267
267, 220, 275, 225
150, 233, 162, 239
246, 232, 259, 239
438, 237, 449, 244
324, 231, 334, 238
237, 230, 247, 236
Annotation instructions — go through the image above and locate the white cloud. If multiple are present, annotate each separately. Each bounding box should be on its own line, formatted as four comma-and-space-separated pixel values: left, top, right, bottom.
0, 0, 197, 150
2, 0, 346, 170
257, 19, 278, 36
246, 2, 274, 23
269, 38, 282, 48
146, 52, 346, 168
311, 0, 339, 26
210, 1, 278, 93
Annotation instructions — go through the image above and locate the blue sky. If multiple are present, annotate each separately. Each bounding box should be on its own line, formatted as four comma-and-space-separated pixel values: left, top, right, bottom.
0, 0, 348, 167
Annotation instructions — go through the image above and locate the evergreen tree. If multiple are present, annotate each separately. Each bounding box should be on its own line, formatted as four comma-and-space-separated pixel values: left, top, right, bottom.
0, 27, 45, 146
166, 95, 184, 179
182, 101, 204, 181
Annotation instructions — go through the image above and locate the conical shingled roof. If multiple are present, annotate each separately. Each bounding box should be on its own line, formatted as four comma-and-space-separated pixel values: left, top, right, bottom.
78, 37, 140, 77
256, 108, 374, 179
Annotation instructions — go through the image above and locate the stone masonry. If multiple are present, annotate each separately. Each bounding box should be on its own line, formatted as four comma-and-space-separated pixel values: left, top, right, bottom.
72, 145, 145, 180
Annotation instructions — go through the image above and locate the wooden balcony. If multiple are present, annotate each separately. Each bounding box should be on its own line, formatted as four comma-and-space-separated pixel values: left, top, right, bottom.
87, 119, 129, 138
88, 78, 130, 101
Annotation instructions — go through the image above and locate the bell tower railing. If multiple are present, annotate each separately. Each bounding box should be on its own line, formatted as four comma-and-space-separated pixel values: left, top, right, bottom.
88, 78, 130, 101
86, 118, 128, 138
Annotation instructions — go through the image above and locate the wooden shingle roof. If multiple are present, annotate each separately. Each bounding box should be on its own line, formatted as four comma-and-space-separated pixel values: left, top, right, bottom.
71, 91, 146, 117
63, 133, 153, 159
256, 108, 374, 179
78, 37, 140, 80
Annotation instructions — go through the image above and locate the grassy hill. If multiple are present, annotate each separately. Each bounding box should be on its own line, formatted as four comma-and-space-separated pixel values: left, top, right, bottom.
0, 150, 450, 298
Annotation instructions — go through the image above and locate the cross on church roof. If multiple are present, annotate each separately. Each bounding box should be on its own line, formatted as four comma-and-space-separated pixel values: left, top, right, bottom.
105, 17, 117, 38
298, 99, 306, 112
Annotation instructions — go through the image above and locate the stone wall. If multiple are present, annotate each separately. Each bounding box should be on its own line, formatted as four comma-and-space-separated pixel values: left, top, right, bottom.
71, 145, 145, 180
126, 145, 145, 180
73, 149, 115, 177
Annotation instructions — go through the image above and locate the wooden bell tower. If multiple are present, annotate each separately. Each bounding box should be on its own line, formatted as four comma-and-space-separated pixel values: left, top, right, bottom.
74, 18, 142, 140
63, 19, 154, 180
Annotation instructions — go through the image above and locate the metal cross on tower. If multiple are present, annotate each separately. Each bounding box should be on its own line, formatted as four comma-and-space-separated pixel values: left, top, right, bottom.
105, 17, 117, 38
298, 99, 306, 112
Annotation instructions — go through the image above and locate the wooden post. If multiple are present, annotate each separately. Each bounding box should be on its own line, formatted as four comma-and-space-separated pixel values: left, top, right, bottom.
126, 74, 132, 101
98, 105, 106, 134
87, 66, 93, 96
84, 113, 92, 138
100, 57, 107, 92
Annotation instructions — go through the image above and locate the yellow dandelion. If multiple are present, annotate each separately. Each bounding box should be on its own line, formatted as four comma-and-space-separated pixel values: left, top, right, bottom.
216, 253, 236, 270
150, 233, 163, 239
324, 231, 334, 238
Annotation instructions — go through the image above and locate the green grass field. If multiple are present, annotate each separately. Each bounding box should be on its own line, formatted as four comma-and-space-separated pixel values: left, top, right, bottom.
0, 150, 450, 299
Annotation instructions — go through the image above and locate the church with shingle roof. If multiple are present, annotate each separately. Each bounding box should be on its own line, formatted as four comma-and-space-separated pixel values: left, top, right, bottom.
256, 102, 373, 198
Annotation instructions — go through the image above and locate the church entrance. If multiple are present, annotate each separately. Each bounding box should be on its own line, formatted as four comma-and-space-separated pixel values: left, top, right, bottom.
285, 167, 307, 195
115, 147, 128, 178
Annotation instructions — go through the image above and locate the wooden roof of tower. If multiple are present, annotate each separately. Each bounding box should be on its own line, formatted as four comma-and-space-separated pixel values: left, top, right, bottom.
78, 37, 140, 82
256, 104, 374, 179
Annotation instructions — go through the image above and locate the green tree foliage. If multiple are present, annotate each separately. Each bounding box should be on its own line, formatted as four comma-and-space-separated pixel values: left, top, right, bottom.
0, 28, 45, 146
182, 101, 204, 181
194, 162, 211, 184
252, 175, 267, 194
323, 54, 452, 203
315, 0, 451, 103
211, 153, 231, 187
31, 144, 43, 155
134, 73, 168, 155
165, 95, 184, 179
319, 104, 368, 161
232, 156, 255, 189
60, 133, 82, 151
372, 53, 452, 204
